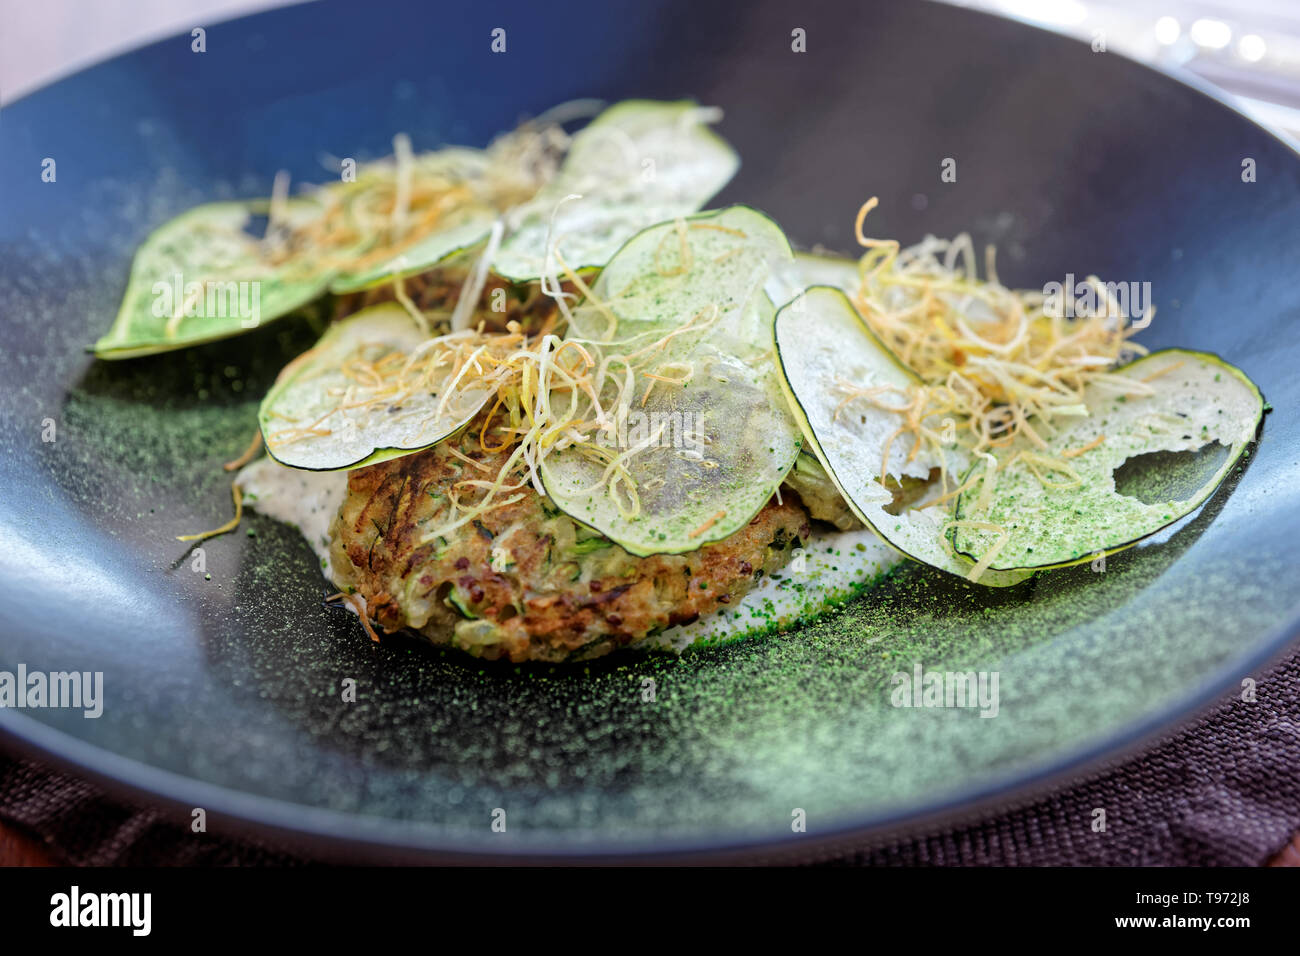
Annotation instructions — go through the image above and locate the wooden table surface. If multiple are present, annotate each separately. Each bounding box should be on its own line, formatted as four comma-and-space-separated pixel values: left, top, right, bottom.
0, 820, 60, 866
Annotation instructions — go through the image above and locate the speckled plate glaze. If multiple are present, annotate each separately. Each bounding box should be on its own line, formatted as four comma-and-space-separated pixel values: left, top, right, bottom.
1, 0, 1298, 863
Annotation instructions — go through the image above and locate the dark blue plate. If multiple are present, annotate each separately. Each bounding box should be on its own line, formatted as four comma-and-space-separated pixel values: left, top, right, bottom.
1, 0, 1297, 862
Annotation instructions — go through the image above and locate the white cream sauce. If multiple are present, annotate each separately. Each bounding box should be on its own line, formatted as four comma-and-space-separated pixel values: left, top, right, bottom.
651, 526, 900, 651
236, 456, 348, 580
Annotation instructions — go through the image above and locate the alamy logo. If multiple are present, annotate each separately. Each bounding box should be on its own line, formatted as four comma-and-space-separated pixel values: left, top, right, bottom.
0, 665, 103, 718
153, 272, 262, 329
1042, 272, 1152, 328
596, 408, 705, 455
50, 886, 150, 936
890, 662, 1000, 717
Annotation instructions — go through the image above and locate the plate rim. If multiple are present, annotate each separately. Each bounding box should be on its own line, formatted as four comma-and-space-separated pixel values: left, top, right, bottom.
4, 620, 1297, 864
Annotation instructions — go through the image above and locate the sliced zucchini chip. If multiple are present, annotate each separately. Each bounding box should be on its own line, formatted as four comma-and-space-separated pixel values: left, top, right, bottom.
764, 251, 861, 308
95, 199, 343, 359
97, 101, 736, 358
327, 207, 498, 295
324, 145, 507, 294
258, 303, 505, 471
539, 206, 801, 556
950, 349, 1264, 571
338, 100, 738, 291
571, 205, 790, 354
491, 100, 740, 282
774, 285, 1031, 586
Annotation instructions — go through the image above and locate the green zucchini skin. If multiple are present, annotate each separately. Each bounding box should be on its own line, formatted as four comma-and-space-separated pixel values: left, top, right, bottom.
948, 348, 1265, 572
773, 285, 1031, 587
95, 100, 739, 359
537, 205, 802, 558
257, 303, 497, 472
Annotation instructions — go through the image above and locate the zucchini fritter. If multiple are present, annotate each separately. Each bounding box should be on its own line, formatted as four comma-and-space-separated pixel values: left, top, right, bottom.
329, 427, 811, 662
